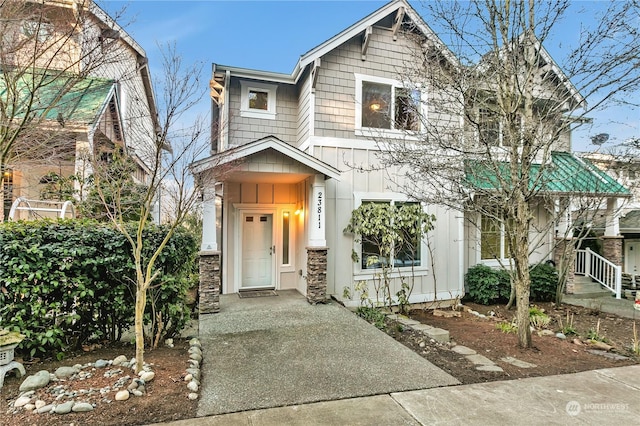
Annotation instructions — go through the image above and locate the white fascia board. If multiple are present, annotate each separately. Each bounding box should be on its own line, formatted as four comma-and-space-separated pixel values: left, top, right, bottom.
192, 137, 341, 180
215, 1, 458, 85
536, 42, 586, 109
213, 65, 295, 85
90, 2, 147, 58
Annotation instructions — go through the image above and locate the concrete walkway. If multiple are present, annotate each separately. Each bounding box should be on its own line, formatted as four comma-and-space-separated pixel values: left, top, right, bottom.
564, 293, 640, 320
161, 365, 640, 425
195, 291, 459, 417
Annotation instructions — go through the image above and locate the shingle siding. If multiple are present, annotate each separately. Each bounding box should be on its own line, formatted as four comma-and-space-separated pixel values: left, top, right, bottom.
227, 78, 299, 146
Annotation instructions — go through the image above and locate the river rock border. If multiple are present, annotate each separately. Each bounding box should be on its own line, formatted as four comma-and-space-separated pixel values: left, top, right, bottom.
6, 339, 199, 417
185, 338, 201, 400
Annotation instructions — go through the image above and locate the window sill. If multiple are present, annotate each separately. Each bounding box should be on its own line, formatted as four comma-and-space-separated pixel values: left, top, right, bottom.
355, 128, 420, 140
354, 267, 430, 280
240, 109, 276, 120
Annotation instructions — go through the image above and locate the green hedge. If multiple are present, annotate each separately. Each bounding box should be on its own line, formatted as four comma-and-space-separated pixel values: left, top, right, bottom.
465, 263, 558, 305
0, 219, 197, 359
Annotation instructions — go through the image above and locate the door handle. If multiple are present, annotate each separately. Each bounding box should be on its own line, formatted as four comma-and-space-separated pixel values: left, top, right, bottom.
269, 245, 275, 255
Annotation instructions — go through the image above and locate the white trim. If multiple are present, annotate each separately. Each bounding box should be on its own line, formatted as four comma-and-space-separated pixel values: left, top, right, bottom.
352, 193, 430, 274
341, 289, 465, 308
192, 136, 341, 180
354, 73, 424, 138
235, 207, 277, 292
240, 81, 277, 120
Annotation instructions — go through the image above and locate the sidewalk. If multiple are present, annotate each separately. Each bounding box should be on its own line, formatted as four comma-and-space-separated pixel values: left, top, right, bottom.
160, 365, 640, 425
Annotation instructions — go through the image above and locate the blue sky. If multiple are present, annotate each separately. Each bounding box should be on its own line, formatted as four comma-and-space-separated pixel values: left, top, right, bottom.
99, 0, 638, 151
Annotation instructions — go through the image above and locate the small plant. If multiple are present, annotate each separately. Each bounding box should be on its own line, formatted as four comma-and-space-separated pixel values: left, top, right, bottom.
529, 306, 551, 329
396, 281, 411, 315
632, 322, 640, 355
587, 319, 608, 342
343, 286, 352, 300
496, 320, 517, 334
557, 311, 577, 335
356, 306, 386, 329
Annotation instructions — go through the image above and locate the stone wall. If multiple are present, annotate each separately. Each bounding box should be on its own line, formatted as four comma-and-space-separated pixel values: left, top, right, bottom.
199, 251, 221, 314
306, 247, 328, 304
554, 238, 575, 294
601, 236, 623, 267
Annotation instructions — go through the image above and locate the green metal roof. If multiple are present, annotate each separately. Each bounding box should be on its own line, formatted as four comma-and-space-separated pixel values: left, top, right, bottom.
466, 151, 630, 196
0, 69, 115, 125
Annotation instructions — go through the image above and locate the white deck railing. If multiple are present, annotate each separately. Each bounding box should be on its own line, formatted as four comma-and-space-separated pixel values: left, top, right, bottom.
574, 248, 621, 299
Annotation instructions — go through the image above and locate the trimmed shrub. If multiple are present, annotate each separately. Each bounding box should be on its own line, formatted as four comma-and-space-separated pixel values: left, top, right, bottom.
466, 262, 559, 305
0, 219, 197, 359
529, 263, 558, 302
465, 264, 510, 305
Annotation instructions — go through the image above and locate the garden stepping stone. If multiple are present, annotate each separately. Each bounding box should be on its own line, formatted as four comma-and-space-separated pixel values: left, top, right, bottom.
500, 356, 537, 368
466, 354, 495, 366
476, 365, 505, 372
451, 345, 477, 355
396, 318, 421, 326
587, 349, 629, 361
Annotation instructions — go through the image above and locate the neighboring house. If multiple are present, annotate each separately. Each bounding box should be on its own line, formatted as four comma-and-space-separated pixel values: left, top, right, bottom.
579, 151, 640, 277
0, 0, 158, 220
192, 0, 630, 311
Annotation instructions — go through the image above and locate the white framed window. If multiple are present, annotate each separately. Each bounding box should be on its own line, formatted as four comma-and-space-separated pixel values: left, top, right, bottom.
355, 74, 422, 136
240, 81, 277, 120
353, 193, 429, 273
480, 214, 513, 261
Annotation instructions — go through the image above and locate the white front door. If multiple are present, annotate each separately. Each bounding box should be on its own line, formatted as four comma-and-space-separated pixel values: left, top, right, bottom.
241, 213, 274, 289
626, 241, 640, 275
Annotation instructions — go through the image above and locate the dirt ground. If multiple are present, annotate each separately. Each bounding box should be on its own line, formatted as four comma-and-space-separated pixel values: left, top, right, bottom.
2, 301, 639, 425
386, 301, 640, 384
0, 341, 197, 426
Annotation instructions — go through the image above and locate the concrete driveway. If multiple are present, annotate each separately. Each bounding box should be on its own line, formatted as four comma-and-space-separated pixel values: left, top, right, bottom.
197, 290, 459, 417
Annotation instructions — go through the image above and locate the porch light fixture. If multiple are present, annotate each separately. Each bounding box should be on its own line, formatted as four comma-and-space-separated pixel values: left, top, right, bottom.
294, 202, 303, 216
369, 101, 382, 111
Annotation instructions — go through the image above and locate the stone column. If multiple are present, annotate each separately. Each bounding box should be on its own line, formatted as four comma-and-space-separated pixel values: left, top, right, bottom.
306, 247, 328, 304
601, 236, 623, 267
555, 238, 575, 294
199, 251, 221, 314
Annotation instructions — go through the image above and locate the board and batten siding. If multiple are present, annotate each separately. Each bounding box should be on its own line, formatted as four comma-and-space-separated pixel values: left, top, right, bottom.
227, 78, 299, 146
296, 68, 312, 147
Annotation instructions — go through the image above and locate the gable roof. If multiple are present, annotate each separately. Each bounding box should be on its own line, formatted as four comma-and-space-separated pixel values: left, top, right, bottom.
191, 136, 341, 180
213, 0, 455, 84
466, 151, 630, 196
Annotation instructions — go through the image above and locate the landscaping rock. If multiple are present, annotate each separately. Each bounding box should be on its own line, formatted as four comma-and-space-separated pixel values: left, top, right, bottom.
34, 400, 46, 409
139, 371, 155, 382
55, 366, 79, 378
54, 401, 74, 414
72, 402, 94, 412
36, 404, 54, 414
187, 381, 199, 392
188, 392, 198, 400
14, 396, 31, 408
94, 359, 108, 368
589, 340, 613, 351
112, 355, 128, 366
115, 390, 130, 401
539, 329, 555, 337
19, 370, 51, 392
555, 332, 567, 340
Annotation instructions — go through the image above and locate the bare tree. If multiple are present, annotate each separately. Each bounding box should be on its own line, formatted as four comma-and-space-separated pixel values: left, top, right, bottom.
376, 0, 639, 348
87, 42, 216, 372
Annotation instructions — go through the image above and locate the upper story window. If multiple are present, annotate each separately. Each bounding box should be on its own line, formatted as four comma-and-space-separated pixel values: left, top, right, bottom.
240, 81, 277, 120
356, 74, 421, 136
476, 108, 522, 147
22, 20, 53, 43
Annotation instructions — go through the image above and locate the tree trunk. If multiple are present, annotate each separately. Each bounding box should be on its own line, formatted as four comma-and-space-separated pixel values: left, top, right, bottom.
134, 285, 146, 374
515, 277, 532, 348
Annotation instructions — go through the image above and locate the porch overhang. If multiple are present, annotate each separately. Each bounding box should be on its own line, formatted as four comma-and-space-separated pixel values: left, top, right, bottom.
465, 151, 631, 197
191, 136, 341, 182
